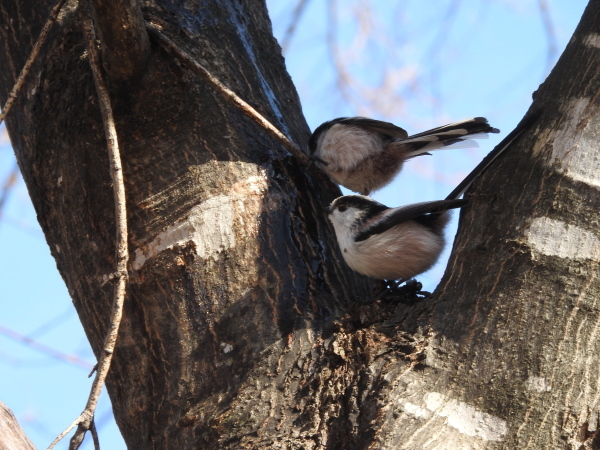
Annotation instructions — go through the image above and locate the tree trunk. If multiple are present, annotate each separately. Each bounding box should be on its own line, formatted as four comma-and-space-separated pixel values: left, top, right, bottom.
0, 0, 598, 449
0, 401, 36, 450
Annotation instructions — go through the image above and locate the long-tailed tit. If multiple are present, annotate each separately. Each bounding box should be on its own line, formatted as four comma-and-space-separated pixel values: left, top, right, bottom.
325, 112, 539, 280
309, 117, 499, 195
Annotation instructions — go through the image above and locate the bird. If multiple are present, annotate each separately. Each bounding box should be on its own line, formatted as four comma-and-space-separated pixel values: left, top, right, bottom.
326, 196, 466, 280
308, 116, 500, 195
325, 112, 539, 280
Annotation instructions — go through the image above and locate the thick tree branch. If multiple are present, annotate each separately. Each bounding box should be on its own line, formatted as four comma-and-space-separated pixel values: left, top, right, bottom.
88, 0, 150, 81
0, 0, 68, 125
146, 22, 309, 165
374, 1, 600, 447
0, 401, 35, 450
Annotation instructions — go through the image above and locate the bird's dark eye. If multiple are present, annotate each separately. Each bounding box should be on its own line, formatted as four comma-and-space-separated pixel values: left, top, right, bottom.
338, 205, 347, 212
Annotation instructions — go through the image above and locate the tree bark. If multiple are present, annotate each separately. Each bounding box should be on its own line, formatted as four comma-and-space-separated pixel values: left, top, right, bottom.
0, 0, 371, 448
0, 0, 599, 449
0, 401, 36, 450
372, 2, 600, 448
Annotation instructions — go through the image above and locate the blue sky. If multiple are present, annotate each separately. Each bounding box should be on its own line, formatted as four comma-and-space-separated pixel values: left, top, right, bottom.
0, 1, 588, 448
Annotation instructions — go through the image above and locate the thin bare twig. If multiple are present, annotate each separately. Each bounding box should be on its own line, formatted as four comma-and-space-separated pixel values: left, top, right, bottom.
48, 6, 130, 450
0, 163, 19, 220
88, 363, 98, 378
90, 418, 100, 450
0, 0, 68, 126
0, 324, 93, 370
538, 0, 558, 76
145, 22, 309, 165
281, 0, 311, 53
26, 306, 75, 339
326, 0, 356, 108
48, 416, 81, 449
1, 215, 45, 238
425, 0, 461, 116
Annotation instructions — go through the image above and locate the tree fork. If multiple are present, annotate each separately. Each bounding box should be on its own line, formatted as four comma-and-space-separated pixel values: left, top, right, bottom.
0, 0, 599, 449
0, 0, 371, 447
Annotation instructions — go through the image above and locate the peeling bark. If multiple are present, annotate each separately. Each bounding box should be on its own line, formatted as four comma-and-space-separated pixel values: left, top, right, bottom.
0, 0, 599, 449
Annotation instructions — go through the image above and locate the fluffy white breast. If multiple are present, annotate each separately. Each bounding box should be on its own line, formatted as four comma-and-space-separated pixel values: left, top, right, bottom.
329, 209, 446, 280
315, 124, 384, 172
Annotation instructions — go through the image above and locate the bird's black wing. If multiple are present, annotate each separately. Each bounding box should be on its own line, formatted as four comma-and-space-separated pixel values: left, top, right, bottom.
354, 199, 467, 242
338, 117, 409, 139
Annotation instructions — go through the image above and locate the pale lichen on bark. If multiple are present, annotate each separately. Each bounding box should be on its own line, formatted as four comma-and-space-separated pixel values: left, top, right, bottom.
133, 162, 269, 270
526, 217, 600, 260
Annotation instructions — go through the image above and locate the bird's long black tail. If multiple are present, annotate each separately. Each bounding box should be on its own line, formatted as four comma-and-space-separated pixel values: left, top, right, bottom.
402, 117, 500, 157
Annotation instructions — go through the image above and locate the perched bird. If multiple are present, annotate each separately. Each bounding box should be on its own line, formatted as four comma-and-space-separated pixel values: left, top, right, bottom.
308, 116, 499, 195
325, 112, 539, 280
326, 196, 466, 280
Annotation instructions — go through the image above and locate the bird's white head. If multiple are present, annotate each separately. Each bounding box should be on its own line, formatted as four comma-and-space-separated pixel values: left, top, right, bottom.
326, 195, 387, 231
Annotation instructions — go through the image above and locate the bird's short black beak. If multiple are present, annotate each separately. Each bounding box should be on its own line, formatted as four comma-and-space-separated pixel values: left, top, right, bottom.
307, 155, 329, 170
313, 156, 329, 166
323, 206, 332, 214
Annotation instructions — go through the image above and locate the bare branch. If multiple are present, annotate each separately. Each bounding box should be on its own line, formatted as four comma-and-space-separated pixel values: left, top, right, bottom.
1, 216, 45, 239
47, 415, 81, 449
424, 0, 462, 116
0, 0, 68, 126
0, 324, 93, 370
538, 0, 558, 76
88, 0, 150, 81
325, 0, 450, 121
49, 6, 130, 449
0, 163, 19, 220
146, 22, 310, 165
26, 306, 75, 339
281, 0, 311, 53
326, 0, 356, 108
90, 418, 100, 450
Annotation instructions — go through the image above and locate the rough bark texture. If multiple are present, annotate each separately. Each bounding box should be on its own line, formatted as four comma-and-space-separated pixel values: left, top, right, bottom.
0, 0, 599, 449
0, 401, 36, 450
370, 3, 600, 448
87, 0, 150, 81
0, 0, 372, 448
